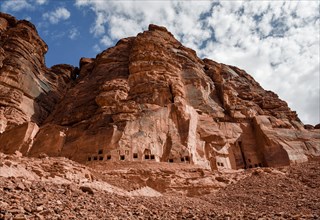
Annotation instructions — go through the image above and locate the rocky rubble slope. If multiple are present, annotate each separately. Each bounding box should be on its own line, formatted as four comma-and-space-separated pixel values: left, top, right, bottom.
0, 153, 319, 219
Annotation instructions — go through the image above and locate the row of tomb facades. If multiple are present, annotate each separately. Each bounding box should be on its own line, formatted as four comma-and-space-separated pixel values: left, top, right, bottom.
86, 139, 265, 170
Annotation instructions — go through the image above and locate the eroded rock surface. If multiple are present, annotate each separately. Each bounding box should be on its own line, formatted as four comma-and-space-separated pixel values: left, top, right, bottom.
0, 13, 74, 133
0, 14, 319, 170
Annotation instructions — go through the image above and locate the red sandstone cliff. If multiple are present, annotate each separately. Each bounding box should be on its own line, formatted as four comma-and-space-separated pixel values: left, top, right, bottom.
0, 14, 319, 170
0, 13, 74, 131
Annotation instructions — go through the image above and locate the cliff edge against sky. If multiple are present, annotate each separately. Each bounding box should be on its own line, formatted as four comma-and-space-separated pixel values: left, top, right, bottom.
0, 12, 319, 170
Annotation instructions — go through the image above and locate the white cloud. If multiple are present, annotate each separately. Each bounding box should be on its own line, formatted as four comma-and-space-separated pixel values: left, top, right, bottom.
201, 1, 320, 125
0, 0, 48, 12
24, 16, 32, 21
1, 0, 33, 12
75, 0, 320, 125
43, 7, 71, 24
89, 12, 107, 36
35, 0, 48, 5
49, 31, 65, 40
93, 44, 102, 53
69, 27, 79, 40
100, 36, 113, 47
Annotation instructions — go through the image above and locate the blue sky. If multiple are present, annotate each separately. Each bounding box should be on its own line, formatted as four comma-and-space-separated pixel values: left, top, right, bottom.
1, 0, 99, 67
1, 0, 319, 125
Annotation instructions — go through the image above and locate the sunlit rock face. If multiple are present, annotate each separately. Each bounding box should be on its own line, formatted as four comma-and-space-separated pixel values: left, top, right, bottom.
0, 13, 74, 134
0, 14, 319, 170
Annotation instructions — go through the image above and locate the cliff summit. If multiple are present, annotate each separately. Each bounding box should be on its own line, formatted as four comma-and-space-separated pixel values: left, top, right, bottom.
0, 13, 319, 170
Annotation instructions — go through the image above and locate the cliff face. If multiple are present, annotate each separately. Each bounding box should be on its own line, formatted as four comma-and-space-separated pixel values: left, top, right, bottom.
0, 14, 319, 170
0, 13, 74, 132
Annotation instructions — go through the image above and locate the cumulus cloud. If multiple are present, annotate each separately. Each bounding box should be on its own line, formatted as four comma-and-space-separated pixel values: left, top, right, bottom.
24, 16, 32, 21
35, 0, 48, 5
201, 1, 320, 125
100, 35, 113, 47
0, 0, 49, 12
93, 44, 102, 53
43, 7, 71, 24
69, 27, 80, 40
75, 1, 319, 124
1, 0, 33, 12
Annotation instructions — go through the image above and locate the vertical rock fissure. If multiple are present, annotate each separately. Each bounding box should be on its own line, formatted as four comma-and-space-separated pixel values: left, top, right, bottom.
169, 84, 174, 103
238, 141, 247, 169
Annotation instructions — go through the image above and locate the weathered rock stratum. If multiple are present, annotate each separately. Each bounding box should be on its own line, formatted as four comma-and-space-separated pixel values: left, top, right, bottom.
0, 13, 319, 170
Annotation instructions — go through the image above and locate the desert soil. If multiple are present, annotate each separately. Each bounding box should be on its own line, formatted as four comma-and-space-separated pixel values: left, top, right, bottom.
0, 153, 319, 219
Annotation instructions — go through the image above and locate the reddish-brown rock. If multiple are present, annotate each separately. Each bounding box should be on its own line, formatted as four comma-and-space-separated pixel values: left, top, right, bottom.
0, 13, 74, 133
0, 152, 319, 219
0, 14, 319, 170
304, 124, 314, 130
